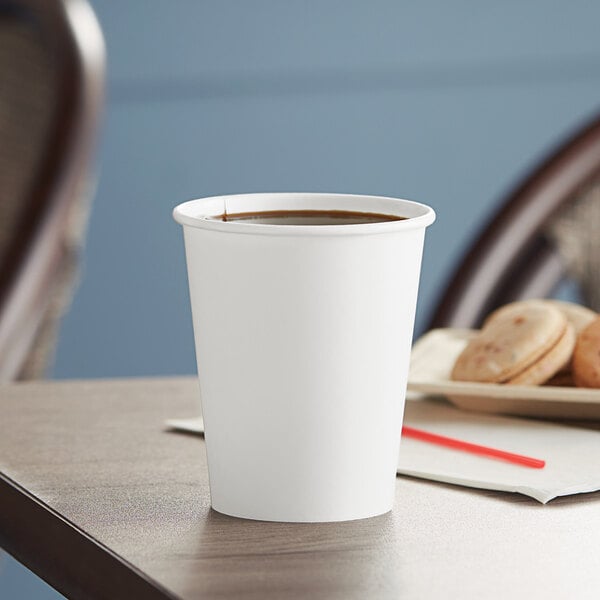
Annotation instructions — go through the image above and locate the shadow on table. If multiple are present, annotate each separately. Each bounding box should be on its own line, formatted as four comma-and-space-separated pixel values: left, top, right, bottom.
177, 508, 405, 597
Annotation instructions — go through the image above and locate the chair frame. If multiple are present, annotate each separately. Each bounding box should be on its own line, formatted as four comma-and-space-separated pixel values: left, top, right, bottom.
427, 112, 600, 330
0, 0, 104, 379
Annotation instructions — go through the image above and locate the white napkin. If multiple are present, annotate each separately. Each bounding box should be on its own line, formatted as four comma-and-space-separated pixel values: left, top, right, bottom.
398, 398, 600, 502
166, 397, 600, 503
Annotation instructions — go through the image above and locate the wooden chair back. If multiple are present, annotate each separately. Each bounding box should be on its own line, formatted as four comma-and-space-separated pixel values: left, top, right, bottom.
0, 0, 104, 380
428, 113, 600, 330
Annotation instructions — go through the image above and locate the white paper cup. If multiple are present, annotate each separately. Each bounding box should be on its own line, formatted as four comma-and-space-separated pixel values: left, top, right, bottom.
174, 193, 435, 522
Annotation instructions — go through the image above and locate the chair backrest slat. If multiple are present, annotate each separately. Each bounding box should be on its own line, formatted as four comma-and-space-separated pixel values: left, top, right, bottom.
428, 113, 600, 330
0, 0, 104, 380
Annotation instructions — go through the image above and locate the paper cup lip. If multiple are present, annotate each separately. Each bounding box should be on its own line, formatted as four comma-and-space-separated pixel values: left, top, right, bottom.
173, 193, 435, 236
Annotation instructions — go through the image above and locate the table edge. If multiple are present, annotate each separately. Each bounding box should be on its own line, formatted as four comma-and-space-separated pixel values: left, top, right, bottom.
0, 472, 179, 600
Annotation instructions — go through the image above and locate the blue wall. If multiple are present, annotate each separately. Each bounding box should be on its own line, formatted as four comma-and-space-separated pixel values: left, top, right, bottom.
51, 0, 600, 379
4, 1, 600, 598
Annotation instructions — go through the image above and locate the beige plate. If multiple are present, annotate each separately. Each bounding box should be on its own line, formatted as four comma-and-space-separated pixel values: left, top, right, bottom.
408, 328, 600, 420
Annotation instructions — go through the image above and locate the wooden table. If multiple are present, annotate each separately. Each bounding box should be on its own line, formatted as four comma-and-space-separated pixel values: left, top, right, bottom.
1, 377, 599, 599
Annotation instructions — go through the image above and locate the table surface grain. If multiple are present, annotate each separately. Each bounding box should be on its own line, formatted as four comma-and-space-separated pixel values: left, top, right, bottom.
1, 377, 600, 600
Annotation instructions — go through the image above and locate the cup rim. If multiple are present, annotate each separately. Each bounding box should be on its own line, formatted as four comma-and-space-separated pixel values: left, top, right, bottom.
173, 192, 435, 236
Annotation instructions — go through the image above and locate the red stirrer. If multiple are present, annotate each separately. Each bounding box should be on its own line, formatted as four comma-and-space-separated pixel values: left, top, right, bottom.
401, 426, 545, 469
